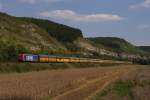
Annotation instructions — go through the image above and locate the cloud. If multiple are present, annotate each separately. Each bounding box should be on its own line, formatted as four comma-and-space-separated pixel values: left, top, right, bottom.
17, 0, 62, 4
130, 0, 150, 9
40, 10, 124, 22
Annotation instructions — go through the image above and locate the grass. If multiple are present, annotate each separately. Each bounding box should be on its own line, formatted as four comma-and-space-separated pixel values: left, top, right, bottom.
112, 80, 134, 97
94, 80, 134, 100
0, 62, 117, 73
41, 96, 51, 100
0, 63, 68, 73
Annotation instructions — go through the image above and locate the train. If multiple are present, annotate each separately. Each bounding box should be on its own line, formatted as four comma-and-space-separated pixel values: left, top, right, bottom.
18, 54, 131, 64
18, 54, 99, 63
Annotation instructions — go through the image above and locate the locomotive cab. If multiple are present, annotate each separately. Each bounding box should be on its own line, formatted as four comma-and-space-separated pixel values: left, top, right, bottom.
18, 54, 25, 62
18, 54, 39, 62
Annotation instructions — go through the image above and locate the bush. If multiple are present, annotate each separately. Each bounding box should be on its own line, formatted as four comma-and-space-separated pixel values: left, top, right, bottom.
0, 41, 28, 62
132, 58, 150, 65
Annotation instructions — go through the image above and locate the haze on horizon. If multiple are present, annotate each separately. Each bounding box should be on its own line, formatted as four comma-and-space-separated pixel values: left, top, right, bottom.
0, 0, 150, 46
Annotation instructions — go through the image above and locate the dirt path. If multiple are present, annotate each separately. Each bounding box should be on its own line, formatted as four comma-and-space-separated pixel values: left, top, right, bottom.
53, 72, 119, 100
0, 65, 139, 100
53, 66, 136, 100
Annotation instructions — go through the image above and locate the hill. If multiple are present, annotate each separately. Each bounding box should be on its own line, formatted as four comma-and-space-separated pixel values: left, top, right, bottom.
19, 17, 94, 53
0, 12, 149, 62
20, 17, 83, 42
88, 37, 146, 55
139, 46, 150, 53
0, 12, 94, 61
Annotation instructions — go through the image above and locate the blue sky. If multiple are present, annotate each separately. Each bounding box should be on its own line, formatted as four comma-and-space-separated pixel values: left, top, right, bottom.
0, 0, 150, 46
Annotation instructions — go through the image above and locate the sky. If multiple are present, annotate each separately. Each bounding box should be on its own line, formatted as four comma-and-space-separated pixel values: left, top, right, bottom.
0, 0, 150, 46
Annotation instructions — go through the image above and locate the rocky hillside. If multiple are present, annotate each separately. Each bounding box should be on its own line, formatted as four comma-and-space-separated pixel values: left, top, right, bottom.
0, 12, 66, 51
19, 17, 93, 54
87, 37, 150, 60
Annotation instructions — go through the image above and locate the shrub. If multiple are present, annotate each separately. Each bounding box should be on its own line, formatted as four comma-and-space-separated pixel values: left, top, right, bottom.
132, 58, 150, 65
0, 41, 28, 62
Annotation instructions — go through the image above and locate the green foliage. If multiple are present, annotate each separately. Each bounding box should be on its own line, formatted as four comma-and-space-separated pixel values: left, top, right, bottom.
21, 17, 83, 42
